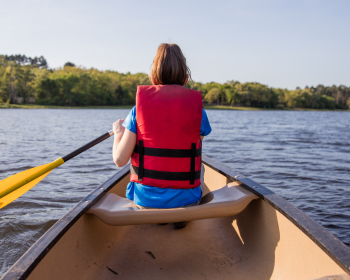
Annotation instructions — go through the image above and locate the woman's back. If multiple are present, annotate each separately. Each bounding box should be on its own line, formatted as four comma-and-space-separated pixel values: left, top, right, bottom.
112, 44, 211, 210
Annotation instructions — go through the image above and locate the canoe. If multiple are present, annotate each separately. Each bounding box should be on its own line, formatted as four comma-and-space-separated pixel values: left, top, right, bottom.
2, 155, 350, 280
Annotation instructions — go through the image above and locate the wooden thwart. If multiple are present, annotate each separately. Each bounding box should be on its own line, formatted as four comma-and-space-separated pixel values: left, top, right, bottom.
87, 183, 258, 226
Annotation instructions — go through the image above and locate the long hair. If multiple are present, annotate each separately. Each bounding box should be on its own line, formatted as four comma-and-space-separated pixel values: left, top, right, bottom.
150, 44, 192, 86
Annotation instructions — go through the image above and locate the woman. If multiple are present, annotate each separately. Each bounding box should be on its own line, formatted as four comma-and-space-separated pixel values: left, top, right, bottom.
112, 43, 211, 228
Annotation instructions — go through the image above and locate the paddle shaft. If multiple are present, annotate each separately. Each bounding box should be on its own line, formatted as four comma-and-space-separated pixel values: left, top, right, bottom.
0, 130, 114, 200
62, 130, 114, 162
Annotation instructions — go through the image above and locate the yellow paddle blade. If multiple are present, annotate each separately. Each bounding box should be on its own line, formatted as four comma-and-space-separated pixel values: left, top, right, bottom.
0, 158, 64, 209
0, 169, 52, 209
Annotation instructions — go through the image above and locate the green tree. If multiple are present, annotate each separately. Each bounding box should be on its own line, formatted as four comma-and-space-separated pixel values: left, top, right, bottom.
2, 53, 350, 109
224, 89, 238, 105
64, 62, 76, 67
204, 88, 220, 104
15, 66, 36, 102
0, 62, 20, 103
114, 85, 124, 105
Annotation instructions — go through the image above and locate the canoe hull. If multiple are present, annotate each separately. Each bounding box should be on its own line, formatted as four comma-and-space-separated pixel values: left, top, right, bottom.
2, 155, 350, 280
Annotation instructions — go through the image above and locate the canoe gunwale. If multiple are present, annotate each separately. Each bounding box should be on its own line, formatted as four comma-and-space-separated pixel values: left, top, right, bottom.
2, 155, 350, 279
202, 154, 350, 275
1, 165, 130, 280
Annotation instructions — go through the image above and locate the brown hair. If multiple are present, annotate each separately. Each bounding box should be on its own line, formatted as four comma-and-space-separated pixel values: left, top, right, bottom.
150, 43, 191, 86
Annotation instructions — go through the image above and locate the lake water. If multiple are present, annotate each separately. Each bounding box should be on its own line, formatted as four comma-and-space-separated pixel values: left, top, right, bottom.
0, 109, 349, 276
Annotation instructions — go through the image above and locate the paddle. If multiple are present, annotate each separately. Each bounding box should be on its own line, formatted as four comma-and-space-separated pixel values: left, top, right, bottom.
0, 130, 114, 209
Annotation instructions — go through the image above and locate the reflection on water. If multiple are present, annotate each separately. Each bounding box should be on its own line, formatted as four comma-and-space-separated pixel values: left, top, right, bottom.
0, 109, 349, 275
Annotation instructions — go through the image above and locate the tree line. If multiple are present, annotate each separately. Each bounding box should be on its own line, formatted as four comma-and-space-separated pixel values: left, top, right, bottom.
1, 55, 349, 109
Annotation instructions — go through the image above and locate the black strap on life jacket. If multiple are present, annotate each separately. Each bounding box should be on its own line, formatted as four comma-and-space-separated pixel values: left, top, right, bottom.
190, 143, 196, 184
130, 165, 201, 181
138, 140, 144, 181
131, 141, 202, 184
132, 144, 202, 158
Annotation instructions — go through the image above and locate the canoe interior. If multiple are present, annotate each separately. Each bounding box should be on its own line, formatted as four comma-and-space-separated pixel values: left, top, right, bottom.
4, 158, 350, 280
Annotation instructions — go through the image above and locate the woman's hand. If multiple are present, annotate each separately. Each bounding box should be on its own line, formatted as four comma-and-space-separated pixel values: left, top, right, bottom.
113, 119, 125, 137
112, 119, 136, 167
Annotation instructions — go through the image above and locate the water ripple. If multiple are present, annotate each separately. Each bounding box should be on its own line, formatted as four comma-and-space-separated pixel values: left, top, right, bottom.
0, 109, 349, 276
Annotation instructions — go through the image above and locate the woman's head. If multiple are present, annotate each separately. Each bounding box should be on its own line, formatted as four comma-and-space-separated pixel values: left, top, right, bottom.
150, 43, 191, 86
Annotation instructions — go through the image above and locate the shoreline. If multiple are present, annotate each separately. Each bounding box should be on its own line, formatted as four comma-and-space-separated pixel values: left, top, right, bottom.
0, 103, 349, 111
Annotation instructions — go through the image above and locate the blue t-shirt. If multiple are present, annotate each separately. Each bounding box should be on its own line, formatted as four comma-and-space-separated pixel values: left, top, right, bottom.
123, 107, 211, 208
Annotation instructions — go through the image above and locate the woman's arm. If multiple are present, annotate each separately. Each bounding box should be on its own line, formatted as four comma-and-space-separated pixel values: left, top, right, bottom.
112, 119, 136, 167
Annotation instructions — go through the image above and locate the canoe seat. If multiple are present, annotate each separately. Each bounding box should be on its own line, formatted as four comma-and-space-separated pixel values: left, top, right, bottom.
87, 182, 258, 226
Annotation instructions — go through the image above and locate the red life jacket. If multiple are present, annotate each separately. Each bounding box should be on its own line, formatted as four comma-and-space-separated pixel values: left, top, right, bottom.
130, 85, 203, 189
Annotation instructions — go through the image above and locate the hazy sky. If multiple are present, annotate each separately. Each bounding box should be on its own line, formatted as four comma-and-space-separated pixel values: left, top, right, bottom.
1, 0, 349, 89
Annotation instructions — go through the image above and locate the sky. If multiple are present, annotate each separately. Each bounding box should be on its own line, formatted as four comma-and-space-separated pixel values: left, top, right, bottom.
1, 0, 349, 89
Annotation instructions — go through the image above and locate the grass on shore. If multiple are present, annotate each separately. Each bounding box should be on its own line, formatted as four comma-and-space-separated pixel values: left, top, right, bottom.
0, 103, 134, 109
0, 103, 349, 111
204, 105, 350, 111
0, 103, 265, 110
203, 105, 263, 110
